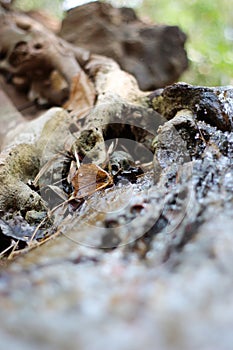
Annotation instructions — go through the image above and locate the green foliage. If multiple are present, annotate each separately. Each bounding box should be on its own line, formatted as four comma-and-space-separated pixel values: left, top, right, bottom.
137, 0, 233, 86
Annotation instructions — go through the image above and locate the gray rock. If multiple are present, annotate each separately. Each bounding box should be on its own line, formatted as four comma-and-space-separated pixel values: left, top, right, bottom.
60, 1, 188, 90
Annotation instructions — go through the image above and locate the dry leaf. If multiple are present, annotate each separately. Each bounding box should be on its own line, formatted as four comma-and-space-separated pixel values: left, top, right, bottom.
71, 163, 113, 199
47, 185, 68, 201
63, 70, 96, 117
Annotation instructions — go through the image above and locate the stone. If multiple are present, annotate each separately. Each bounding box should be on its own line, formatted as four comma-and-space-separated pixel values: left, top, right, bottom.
60, 1, 188, 90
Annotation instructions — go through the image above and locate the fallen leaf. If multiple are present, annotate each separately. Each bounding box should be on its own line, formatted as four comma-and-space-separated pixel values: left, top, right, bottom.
71, 163, 113, 199
63, 70, 96, 117
47, 185, 68, 201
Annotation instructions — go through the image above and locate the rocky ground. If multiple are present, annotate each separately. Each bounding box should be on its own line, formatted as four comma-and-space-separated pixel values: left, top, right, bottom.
0, 2, 232, 350
0, 83, 233, 350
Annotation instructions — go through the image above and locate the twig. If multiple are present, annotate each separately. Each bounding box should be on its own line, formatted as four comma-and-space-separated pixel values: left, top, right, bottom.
0, 240, 17, 258
7, 240, 19, 260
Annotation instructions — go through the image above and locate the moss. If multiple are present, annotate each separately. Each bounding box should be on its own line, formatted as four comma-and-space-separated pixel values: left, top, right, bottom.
6, 144, 40, 181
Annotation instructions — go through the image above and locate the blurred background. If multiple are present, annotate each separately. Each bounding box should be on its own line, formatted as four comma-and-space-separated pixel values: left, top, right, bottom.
11, 0, 233, 86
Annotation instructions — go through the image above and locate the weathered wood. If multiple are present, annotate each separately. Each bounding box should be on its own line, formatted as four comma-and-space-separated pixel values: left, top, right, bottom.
0, 10, 94, 106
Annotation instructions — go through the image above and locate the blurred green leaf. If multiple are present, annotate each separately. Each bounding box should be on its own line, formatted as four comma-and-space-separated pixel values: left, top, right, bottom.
137, 0, 233, 86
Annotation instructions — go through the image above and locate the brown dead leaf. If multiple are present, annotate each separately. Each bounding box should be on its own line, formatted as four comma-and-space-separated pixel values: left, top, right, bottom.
71, 163, 113, 199
63, 70, 96, 117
